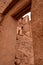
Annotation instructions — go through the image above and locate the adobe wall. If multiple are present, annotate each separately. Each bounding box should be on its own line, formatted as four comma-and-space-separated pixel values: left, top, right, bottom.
0, 15, 17, 65
31, 0, 43, 65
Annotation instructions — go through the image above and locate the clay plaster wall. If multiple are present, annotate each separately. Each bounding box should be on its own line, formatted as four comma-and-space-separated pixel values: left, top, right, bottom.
0, 15, 17, 65
31, 0, 43, 65
0, 0, 12, 13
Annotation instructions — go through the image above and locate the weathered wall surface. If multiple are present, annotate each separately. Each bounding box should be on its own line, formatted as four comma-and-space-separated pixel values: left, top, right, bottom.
0, 15, 17, 65
15, 17, 34, 65
31, 0, 43, 65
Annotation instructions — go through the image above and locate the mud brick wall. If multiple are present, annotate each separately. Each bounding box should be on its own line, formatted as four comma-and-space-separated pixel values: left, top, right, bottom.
31, 0, 43, 65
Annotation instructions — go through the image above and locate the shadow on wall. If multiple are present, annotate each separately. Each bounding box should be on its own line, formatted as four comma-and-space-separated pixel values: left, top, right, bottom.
0, 13, 4, 26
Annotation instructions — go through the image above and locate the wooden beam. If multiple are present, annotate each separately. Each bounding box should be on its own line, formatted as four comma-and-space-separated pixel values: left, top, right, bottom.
8, 0, 31, 16
2, 0, 31, 20
12, 5, 31, 20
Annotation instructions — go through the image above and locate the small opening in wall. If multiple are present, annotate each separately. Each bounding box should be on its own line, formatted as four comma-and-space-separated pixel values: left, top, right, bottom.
16, 12, 31, 35
22, 12, 31, 21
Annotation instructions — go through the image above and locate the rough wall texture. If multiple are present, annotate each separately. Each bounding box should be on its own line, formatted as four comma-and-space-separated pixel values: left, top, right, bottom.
31, 0, 43, 65
0, 15, 17, 65
0, 0, 12, 13
15, 16, 34, 65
